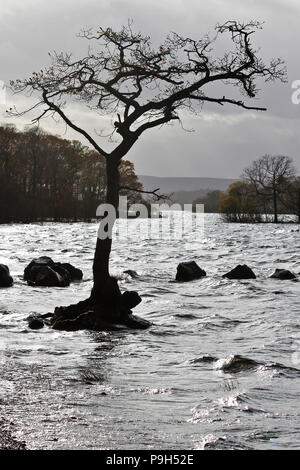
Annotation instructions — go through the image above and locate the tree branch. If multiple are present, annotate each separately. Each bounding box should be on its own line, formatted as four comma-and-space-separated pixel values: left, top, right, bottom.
189, 94, 267, 111
42, 89, 108, 157
119, 185, 170, 201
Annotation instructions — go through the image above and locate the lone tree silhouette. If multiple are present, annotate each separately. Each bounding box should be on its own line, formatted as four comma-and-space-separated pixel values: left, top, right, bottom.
10, 20, 286, 329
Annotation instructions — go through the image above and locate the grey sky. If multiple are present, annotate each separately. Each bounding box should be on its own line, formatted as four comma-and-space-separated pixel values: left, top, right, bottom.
0, 0, 299, 178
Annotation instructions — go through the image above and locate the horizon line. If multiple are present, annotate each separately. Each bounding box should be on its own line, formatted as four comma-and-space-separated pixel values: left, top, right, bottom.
138, 174, 238, 179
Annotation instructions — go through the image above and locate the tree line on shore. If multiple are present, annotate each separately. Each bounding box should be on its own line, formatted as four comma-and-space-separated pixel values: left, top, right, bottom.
0, 124, 143, 223
193, 155, 300, 223
218, 155, 300, 223
1, 126, 298, 225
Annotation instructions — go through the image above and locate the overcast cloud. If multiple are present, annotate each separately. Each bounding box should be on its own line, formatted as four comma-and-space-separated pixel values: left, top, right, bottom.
0, 0, 300, 177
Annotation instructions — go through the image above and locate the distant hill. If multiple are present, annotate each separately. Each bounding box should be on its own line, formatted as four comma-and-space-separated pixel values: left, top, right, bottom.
138, 175, 236, 193
138, 175, 236, 205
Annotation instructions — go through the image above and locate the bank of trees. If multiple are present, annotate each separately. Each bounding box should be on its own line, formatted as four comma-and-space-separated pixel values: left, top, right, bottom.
193, 190, 222, 213
0, 125, 142, 223
219, 155, 300, 223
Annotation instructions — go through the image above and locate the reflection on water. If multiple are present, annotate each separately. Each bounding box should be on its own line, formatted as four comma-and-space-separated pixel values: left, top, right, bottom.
0, 214, 300, 449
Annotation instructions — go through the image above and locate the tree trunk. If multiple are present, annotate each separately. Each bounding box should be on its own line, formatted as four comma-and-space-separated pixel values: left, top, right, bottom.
273, 188, 278, 223
91, 157, 120, 303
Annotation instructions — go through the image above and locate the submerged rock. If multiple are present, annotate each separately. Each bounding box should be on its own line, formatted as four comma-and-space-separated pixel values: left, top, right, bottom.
223, 264, 256, 280
176, 261, 206, 282
270, 269, 296, 280
123, 270, 139, 278
0, 264, 13, 287
28, 317, 44, 330
24, 256, 83, 287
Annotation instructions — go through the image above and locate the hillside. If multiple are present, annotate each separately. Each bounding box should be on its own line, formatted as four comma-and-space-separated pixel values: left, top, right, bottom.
138, 175, 236, 193
138, 175, 236, 205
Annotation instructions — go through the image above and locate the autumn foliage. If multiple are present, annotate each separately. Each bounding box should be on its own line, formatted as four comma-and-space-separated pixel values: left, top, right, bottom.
219, 155, 300, 223
0, 125, 142, 223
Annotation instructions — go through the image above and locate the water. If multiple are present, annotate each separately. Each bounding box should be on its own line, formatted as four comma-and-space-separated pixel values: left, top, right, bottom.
0, 214, 299, 450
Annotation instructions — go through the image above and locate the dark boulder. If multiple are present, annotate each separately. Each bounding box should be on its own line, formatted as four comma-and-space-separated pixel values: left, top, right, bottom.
52, 264, 71, 284
24, 256, 54, 281
270, 269, 296, 280
223, 264, 256, 280
33, 265, 69, 287
0, 264, 13, 287
24, 256, 82, 287
176, 261, 206, 282
121, 291, 142, 309
28, 317, 44, 329
55, 262, 83, 281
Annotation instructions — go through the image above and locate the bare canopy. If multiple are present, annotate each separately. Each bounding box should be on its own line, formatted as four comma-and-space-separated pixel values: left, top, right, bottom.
243, 154, 295, 223
10, 20, 286, 158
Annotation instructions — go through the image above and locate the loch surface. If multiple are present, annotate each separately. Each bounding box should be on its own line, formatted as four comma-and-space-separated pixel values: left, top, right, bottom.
0, 213, 299, 450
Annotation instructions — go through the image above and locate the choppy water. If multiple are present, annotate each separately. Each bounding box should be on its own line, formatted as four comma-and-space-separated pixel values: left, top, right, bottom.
0, 213, 299, 450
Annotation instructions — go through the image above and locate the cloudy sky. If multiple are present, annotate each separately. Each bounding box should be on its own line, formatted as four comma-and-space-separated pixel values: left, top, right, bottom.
1, 0, 300, 178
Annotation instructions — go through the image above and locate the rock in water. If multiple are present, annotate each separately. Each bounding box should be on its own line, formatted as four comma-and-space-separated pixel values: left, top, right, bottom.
50, 279, 151, 332
0, 264, 13, 287
270, 269, 296, 280
24, 256, 83, 287
28, 317, 44, 329
123, 270, 139, 278
176, 261, 206, 282
55, 262, 83, 281
122, 291, 142, 309
24, 256, 54, 281
34, 266, 69, 287
223, 264, 256, 280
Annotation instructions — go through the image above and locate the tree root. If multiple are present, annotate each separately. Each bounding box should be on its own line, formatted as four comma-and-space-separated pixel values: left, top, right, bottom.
50, 288, 151, 331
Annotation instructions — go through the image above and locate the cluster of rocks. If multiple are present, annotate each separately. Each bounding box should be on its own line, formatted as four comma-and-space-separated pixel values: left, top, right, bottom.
0, 257, 150, 332
24, 256, 83, 287
175, 261, 297, 282
0, 256, 83, 288
1, 256, 297, 334
50, 289, 149, 332
28, 281, 150, 332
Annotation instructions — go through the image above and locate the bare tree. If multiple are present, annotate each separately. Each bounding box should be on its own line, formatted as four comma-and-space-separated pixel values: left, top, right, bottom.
242, 155, 295, 223
9, 20, 286, 327
280, 177, 300, 222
